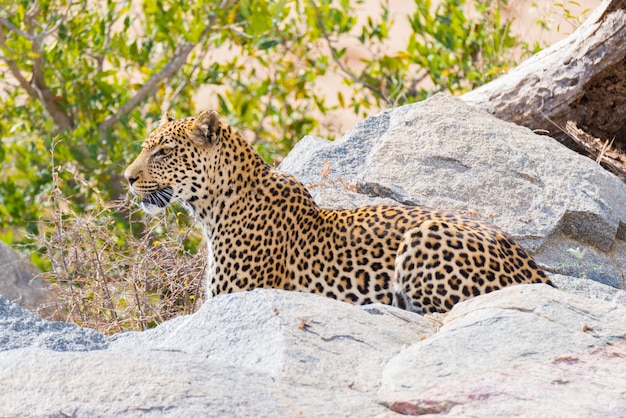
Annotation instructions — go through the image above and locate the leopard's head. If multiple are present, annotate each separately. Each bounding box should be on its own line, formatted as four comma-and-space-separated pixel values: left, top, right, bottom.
124, 109, 221, 214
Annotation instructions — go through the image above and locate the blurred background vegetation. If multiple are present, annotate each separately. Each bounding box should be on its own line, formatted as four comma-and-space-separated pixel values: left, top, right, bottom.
0, 0, 592, 331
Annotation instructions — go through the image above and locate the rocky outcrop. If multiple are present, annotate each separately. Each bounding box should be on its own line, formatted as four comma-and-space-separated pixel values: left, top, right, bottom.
0, 241, 50, 313
0, 296, 105, 352
280, 94, 626, 288
379, 284, 626, 417
2, 94, 626, 416
1, 283, 625, 417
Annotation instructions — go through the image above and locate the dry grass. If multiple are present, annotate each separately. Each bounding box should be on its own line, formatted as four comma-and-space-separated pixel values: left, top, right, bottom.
38, 194, 206, 334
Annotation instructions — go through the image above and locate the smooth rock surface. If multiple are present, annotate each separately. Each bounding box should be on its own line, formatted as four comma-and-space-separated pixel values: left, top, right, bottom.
280, 94, 626, 287
108, 289, 436, 391
378, 284, 626, 417
0, 290, 436, 417
2, 283, 625, 417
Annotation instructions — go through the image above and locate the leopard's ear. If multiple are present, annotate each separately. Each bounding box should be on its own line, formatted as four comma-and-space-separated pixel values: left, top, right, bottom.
159, 110, 174, 126
190, 109, 220, 146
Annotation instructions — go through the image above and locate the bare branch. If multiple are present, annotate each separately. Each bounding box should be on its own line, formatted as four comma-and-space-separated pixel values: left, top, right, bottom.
461, 0, 626, 145
459, 0, 626, 181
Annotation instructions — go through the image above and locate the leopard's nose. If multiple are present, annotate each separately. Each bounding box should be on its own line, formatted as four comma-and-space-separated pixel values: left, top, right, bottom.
124, 170, 139, 185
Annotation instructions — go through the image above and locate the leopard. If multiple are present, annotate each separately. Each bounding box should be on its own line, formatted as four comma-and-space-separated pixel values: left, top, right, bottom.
124, 109, 554, 314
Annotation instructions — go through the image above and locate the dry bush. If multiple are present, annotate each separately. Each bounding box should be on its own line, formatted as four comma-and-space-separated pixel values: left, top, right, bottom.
38, 193, 206, 334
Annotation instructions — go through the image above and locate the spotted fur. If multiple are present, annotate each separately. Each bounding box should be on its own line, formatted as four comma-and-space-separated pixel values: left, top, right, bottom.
124, 110, 554, 314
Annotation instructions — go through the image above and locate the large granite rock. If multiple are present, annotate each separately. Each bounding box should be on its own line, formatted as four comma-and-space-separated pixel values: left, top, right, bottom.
0, 290, 436, 417
280, 94, 626, 288
0, 296, 105, 352
3, 94, 626, 416
379, 285, 626, 417
1, 283, 625, 417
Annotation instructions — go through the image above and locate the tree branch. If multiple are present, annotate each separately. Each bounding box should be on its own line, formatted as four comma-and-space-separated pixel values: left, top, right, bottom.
97, 34, 208, 139
27, 10, 75, 131
0, 27, 39, 99
1, 5, 76, 131
461, 0, 626, 149
97, 0, 238, 138
0, 0, 72, 41
308, 0, 391, 104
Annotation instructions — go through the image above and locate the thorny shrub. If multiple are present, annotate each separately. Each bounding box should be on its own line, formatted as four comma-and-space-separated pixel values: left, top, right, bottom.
39, 186, 206, 334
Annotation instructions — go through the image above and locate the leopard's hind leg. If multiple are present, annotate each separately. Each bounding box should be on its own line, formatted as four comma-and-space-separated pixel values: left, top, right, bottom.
392, 219, 539, 314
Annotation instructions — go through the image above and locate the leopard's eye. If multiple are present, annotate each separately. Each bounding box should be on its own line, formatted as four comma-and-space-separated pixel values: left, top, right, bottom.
153, 148, 171, 158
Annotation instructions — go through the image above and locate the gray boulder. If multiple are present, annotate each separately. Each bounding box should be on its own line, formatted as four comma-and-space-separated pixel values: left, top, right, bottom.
551, 273, 626, 306
280, 94, 626, 287
0, 241, 50, 312
0, 296, 105, 352
1, 283, 625, 417
0, 290, 437, 417
379, 284, 626, 417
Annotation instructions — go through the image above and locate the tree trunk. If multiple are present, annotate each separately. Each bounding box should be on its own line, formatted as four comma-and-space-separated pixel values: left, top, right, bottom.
461, 0, 626, 180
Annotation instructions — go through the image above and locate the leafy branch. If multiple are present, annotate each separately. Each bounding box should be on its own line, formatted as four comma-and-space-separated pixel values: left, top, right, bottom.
97, 31, 210, 139
308, 0, 392, 104
0, 0, 528, 237
1, 12, 76, 130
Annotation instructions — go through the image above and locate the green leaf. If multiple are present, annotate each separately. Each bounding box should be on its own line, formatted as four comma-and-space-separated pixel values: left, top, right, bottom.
95, 70, 118, 80
337, 91, 345, 108
258, 38, 280, 50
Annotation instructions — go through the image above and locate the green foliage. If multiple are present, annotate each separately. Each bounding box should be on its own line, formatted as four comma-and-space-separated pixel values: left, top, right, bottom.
1, 0, 538, 330
559, 247, 601, 280
554, 1, 591, 30
1, 0, 530, 240
313, 0, 519, 113
527, 0, 591, 55
407, 0, 516, 93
